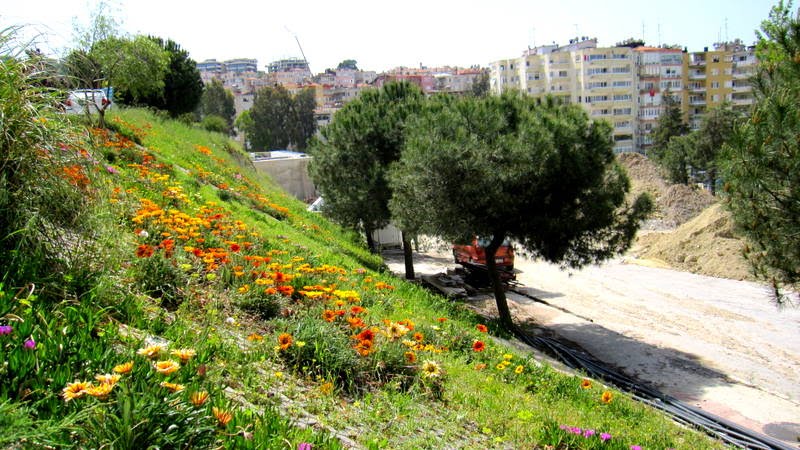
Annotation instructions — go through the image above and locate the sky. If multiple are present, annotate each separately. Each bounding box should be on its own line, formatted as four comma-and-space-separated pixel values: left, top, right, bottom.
2, 0, 779, 74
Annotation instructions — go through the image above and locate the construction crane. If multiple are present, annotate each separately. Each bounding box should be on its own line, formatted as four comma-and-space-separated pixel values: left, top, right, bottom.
285, 26, 311, 74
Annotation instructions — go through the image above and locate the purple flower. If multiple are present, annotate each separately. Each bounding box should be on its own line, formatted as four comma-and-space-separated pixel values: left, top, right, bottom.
23, 338, 36, 350
105, 165, 119, 174
630, 446, 642, 450
0, 325, 12, 335
297, 443, 312, 450
570, 427, 582, 435
600, 432, 612, 442
583, 429, 596, 438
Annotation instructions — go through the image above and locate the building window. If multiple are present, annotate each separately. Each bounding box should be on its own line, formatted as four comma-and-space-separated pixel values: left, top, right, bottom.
613, 94, 631, 101
612, 66, 631, 74
613, 80, 632, 87
613, 108, 632, 115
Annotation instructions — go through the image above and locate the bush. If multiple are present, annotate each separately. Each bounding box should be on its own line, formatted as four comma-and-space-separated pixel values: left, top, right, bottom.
201, 115, 229, 134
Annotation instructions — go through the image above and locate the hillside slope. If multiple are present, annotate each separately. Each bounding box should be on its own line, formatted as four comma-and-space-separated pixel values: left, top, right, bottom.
1, 100, 723, 449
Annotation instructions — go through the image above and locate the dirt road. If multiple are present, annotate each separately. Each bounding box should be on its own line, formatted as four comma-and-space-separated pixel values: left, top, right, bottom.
383, 249, 800, 446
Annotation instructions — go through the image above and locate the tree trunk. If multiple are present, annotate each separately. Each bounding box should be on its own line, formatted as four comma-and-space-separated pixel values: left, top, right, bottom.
708, 167, 717, 196
485, 233, 514, 330
401, 230, 415, 280
364, 225, 377, 253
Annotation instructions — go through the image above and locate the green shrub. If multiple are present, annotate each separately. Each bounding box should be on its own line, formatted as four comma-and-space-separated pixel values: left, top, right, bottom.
201, 115, 229, 134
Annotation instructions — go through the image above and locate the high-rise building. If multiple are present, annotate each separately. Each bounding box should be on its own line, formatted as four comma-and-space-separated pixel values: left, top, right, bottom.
491, 39, 756, 154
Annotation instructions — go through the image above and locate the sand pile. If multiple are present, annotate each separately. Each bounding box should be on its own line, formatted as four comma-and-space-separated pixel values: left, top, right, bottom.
630, 203, 754, 281
617, 152, 715, 227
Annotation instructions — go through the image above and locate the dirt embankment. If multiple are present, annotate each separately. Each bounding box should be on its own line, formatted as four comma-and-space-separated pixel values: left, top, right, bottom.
617, 153, 755, 282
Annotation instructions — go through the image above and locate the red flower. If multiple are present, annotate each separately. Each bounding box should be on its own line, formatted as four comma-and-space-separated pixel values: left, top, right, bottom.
229, 243, 241, 253
476, 324, 488, 333
355, 329, 375, 342
472, 340, 486, 352
135, 244, 155, 258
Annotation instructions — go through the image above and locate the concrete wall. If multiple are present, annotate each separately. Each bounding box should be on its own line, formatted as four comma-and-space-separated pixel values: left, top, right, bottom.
252, 157, 316, 202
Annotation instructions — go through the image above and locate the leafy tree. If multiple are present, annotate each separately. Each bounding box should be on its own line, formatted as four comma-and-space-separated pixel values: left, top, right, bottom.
691, 103, 738, 195
650, 91, 690, 183
661, 132, 695, 186
470, 71, 490, 97
199, 79, 235, 132
389, 93, 652, 329
337, 59, 358, 70
237, 86, 316, 151
308, 82, 423, 278
134, 37, 204, 117
721, 0, 800, 304
291, 87, 318, 150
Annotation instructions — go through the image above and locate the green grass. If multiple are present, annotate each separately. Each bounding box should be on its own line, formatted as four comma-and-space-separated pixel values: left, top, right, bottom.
0, 67, 726, 450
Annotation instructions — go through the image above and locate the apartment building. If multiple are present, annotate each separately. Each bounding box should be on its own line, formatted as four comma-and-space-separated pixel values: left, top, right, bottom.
491, 39, 755, 153
635, 46, 684, 153
492, 38, 638, 153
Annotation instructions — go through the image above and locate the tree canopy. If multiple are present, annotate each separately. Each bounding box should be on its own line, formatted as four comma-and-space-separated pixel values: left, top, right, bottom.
336, 59, 358, 71
238, 85, 317, 151
389, 93, 652, 328
199, 79, 235, 132
650, 92, 689, 184
721, 0, 800, 305
134, 37, 204, 117
691, 102, 739, 196
308, 82, 423, 276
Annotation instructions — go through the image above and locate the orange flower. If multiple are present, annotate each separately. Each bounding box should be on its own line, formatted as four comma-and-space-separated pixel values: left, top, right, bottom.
212, 407, 233, 427
85, 382, 115, 400
277, 285, 294, 296
476, 324, 488, 333
113, 361, 134, 374
160, 381, 185, 392
346, 317, 365, 329
94, 374, 121, 385
154, 360, 180, 375
190, 391, 210, 407
475, 363, 487, 371
136, 345, 163, 359
62, 381, 91, 401
601, 391, 613, 404
437, 317, 448, 323
581, 379, 592, 389
322, 310, 336, 322
350, 306, 365, 315
412, 332, 424, 342
247, 333, 263, 342
355, 328, 375, 342
170, 348, 196, 363
277, 333, 293, 350
135, 244, 155, 258
472, 340, 486, 352
404, 351, 417, 363
354, 339, 373, 356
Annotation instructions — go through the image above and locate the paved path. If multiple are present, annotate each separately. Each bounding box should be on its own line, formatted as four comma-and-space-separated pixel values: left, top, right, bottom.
384, 250, 800, 446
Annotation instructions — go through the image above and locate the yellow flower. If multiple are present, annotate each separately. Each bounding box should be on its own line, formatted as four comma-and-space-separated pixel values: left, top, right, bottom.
170, 348, 196, 363
113, 361, 134, 374
581, 378, 592, 389
514, 365, 524, 374
503, 353, 513, 360
160, 381, 185, 393
137, 345, 163, 359
62, 381, 91, 401
154, 360, 180, 375
601, 391, 614, 404
421, 360, 442, 378
190, 391, 210, 407
85, 382, 115, 400
496, 363, 507, 371
94, 373, 121, 385
386, 321, 410, 339
319, 382, 334, 395
212, 407, 233, 427
296, 340, 306, 348
274, 371, 283, 378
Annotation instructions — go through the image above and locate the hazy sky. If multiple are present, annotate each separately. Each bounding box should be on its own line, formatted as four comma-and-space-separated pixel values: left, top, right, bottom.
2, 0, 778, 73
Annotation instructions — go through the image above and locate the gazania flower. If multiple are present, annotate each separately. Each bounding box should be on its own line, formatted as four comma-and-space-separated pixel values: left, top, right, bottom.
212, 407, 233, 427
160, 381, 185, 392
354, 339, 373, 356
355, 328, 375, 342
137, 345, 163, 359
601, 391, 613, 404
154, 360, 180, 375
475, 363, 487, 371
350, 306, 365, 315
95, 374, 121, 385
580, 378, 592, 389
247, 333, 263, 342
322, 310, 336, 322
135, 244, 155, 258
386, 321, 409, 339
190, 391, 210, 407
277, 333, 293, 350
85, 382, 115, 400
437, 317, 448, 323
472, 340, 486, 352
421, 360, 442, 378
62, 381, 91, 401
503, 353, 513, 360
113, 361, 134, 374
476, 324, 488, 333
404, 351, 417, 363
170, 348, 196, 363
412, 332, 424, 342
514, 365, 524, 374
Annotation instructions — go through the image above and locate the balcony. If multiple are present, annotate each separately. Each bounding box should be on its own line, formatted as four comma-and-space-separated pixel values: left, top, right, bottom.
689, 72, 707, 80
688, 85, 706, 92
689, 98, 707, 106
689, 58, 707, 67
732, 84, 752, 92
731, 97, 753, 105
733, 71, 752, 79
